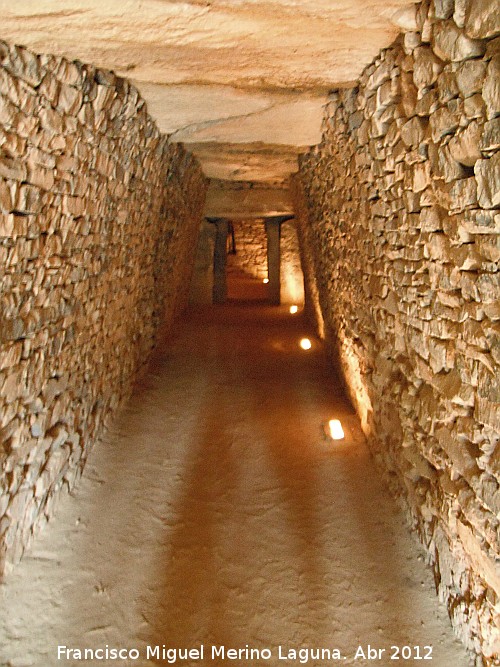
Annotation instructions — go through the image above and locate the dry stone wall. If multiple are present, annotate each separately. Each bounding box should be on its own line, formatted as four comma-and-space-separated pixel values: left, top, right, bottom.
292, 178, 325, 337
0, 40, 206, 576
294, 2, 499, 663
227, 219, 268, 281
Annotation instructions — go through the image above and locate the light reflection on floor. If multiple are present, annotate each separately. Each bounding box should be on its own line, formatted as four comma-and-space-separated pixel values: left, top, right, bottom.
0, 301, 472, 667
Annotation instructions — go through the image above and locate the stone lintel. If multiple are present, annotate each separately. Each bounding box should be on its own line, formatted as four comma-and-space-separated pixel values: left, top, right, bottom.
204, 181, 294, 219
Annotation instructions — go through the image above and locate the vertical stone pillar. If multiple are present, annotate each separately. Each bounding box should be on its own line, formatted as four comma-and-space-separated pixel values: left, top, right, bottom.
265, 218, 281, 305
265, 217, 288, 305
189, 220, 217, 305
212, 218, 229, 304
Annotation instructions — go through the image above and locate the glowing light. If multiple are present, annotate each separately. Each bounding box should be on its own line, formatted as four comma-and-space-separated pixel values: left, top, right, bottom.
263, 278, 269, 284
328, 419, 345, 440
289, 305, 298, 314
299, 338, 312, 350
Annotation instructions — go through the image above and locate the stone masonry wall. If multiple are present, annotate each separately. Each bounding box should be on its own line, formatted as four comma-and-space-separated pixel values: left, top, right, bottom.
227, 219, 268, 281
292, 178, 325, 337
294, 2, 499, 663
0, 41, 207, 575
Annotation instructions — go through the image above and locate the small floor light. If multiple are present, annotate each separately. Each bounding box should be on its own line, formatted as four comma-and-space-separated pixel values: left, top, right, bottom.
263, 278, 269, 284
290, 305, 298, 314
299, 338, 312, 350
328, 419, 345, 440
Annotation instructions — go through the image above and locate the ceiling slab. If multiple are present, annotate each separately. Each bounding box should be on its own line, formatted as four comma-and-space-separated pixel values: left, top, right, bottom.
186, 143, 302, 183
0, 1, 417, 90
172, 93, 326, 146
205, 180, 293, 218
0, 0, 416, 212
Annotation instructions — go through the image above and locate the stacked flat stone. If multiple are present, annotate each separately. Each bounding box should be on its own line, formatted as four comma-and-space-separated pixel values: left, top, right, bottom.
293, 1, 499, 663
227, 219, 269, 281
0, 41, 207, 576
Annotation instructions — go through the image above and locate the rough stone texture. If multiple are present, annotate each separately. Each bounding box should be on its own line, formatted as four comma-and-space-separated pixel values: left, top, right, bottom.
293, 4, 500, 663
292, 177, 326, 339
464, 0, 500, 40
0, 41, 207, 575
205, 180, 293, 219
227, 219, 269, 282
183, 143, 303, 184
0, 0, 416, 208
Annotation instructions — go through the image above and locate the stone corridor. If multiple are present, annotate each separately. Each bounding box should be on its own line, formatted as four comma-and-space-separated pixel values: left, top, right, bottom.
0, 302, 471, 666
1, 1, 499, 665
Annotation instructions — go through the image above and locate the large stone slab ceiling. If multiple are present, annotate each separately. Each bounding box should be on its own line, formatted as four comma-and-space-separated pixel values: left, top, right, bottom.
0, 0, 417, 186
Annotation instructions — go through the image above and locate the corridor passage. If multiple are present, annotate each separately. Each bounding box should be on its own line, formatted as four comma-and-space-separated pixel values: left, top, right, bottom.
0, 304, 471, 666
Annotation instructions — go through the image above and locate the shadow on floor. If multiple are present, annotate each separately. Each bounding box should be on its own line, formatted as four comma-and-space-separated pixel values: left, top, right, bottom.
135, 304, 414, 660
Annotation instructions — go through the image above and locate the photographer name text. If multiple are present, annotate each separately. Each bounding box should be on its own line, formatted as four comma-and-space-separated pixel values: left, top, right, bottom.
57, 643, 433, 663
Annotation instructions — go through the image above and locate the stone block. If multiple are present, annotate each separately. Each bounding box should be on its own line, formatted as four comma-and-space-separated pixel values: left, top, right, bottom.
376, 79, 399, 109
474, 153, 500, 208
420, 206, 445, 231
0, 180, 12, 213
431, 143, 467, 181
456, 60, 488, 99
450, 244, 482, 270
0, 156, 26, 182
432, 20, 485, 62
415, 91, 440, 120
437, 70, 460, 103
366, 60, 392, 91
1, 366, 26, 403
413, 47, 444, 90
37, 73, 60, 107
403, 32, 421, 55
5, 46, 43, 88
464, 0, 500, 40
0, 343, 22, 370
93, 84, 116, 112
57, 84, 83, 116
436, 425, 478, 477
38, 106, 64, 135
485, 39, 500, 63
401, 116, 428, 147
448, 177, 478, 212
475, 235, 500, 263
475, 396, 500, 431
483, 55, 500, 120
431, 369, 463, 400
463, 93, 486, 120
62, 195, 85, 217
448, 120, 483, 166
412, 161, 432, 192
429, 103, 462, 142
453, 0, 468, 28
400, 71, 418, 116
480, 118, 500, 152
476, 272, 500, 303
27, 165, 55, 191
424, 231, 451, 260
433, 0, 454, 20
0, 95, 17, 128
15, 184, 42, 214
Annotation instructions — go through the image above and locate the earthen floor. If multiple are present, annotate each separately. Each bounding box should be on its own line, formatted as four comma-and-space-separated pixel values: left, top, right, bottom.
0, 302, 472, 666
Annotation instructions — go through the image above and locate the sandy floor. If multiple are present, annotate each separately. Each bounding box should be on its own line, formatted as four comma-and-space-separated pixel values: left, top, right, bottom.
0, 301, 473, 667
